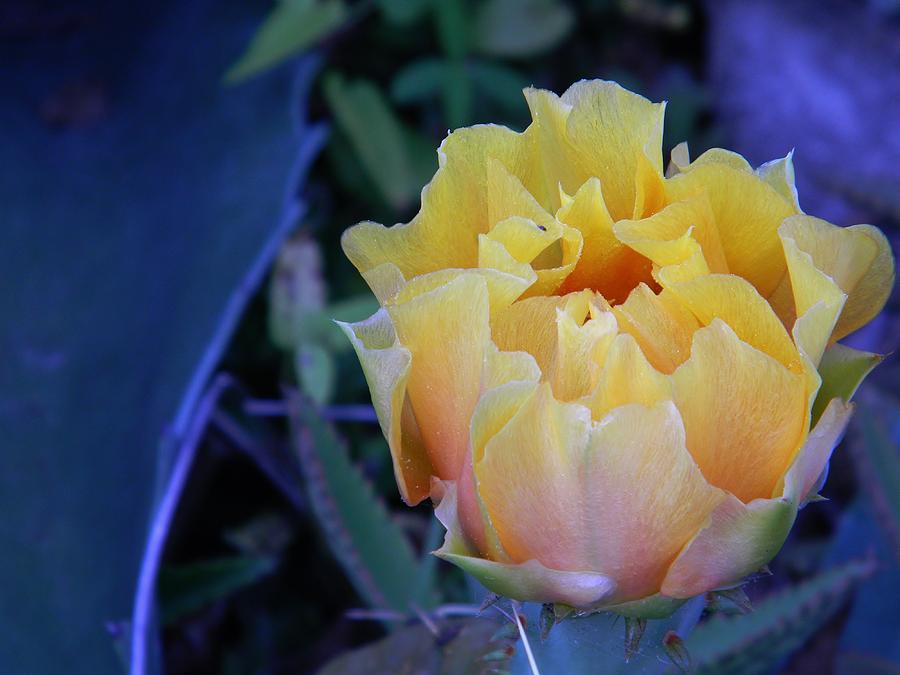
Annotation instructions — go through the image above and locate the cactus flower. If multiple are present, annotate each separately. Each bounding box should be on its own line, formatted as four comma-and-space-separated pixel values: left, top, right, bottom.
339, 80, 894, 615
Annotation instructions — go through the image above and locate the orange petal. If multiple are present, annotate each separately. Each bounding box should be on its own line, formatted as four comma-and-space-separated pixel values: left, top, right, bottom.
435, 482, 616, 608
460, 381, 540, 559
672, 320, 808, 502
387, 273, 491, 481
582, 401, 725, 601
612, 284, 700, 374
555, 177, 654, 302
476, 384, 594, 570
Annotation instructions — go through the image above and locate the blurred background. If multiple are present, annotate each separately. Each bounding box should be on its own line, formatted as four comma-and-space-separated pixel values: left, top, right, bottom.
2, 0, 899, 673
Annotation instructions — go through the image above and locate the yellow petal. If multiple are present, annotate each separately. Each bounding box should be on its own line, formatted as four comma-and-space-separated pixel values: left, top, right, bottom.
665, 162, 797, 296
683, 147, 753, 173
555, 177, 655, 302
633, 150, 666, 219
561, 80, 666, 221
483, 344, 541, 390
780, 221, 847, 366
342, 124, 533, 279
585, 333, 672, 420
615, 192, 729, 274
522, 87, 583, 211
361, 262, 406, 304
476, 384, 594, 570
477, 232, 538, 289
660, 272, 803, 374
460, 381, 540, 559
612, 284, 700, 374
483, 215, 583, 298
672, 320, 808, 502
393, 267, 530, 315
757, 151, 801, 212
582, 401, 724, 601
491, 290, 595, 376
550, 308, 617, 401
780, 215, 894, 342
337, 310, 432, 504
661, 495, 795, 598
387, 273, 491, 481
486, 157, 555, 230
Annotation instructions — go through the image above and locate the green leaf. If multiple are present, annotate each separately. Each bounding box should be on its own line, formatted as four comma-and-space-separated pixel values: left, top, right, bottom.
324, 73, 418, 210
268, 235, 326, 352
442, 60, 473, 129
391, 58, 447, 104
0, 3, 313, 671
469, 60, 530, 113
224, 0, 349, 84
811, 343, 881, 424
296, 343, 336, 404
377, 0, 434, 25
433, 0, 469, 59
473, 0, 575, 58
852, 402, 900, 559
286, 294, 380, 352
685, 559, 875, 674
289, 395, 436, 611
317, 617, 508, 674
158, 556, 277, 625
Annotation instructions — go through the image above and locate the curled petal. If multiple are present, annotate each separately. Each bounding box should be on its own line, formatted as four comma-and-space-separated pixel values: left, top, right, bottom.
782, 397, 853, 505
556, 177, 654, 302
337, 311, 431, 504
615, 193, 728, 274
613, 284, 700, 373
756, 151, 801, 212
491, 291, 595, 375
550, 308, 617, 401
780, 215, 894, 342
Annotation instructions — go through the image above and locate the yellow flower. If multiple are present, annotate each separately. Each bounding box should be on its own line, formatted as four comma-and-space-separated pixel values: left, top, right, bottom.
339, 80, 894, 615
